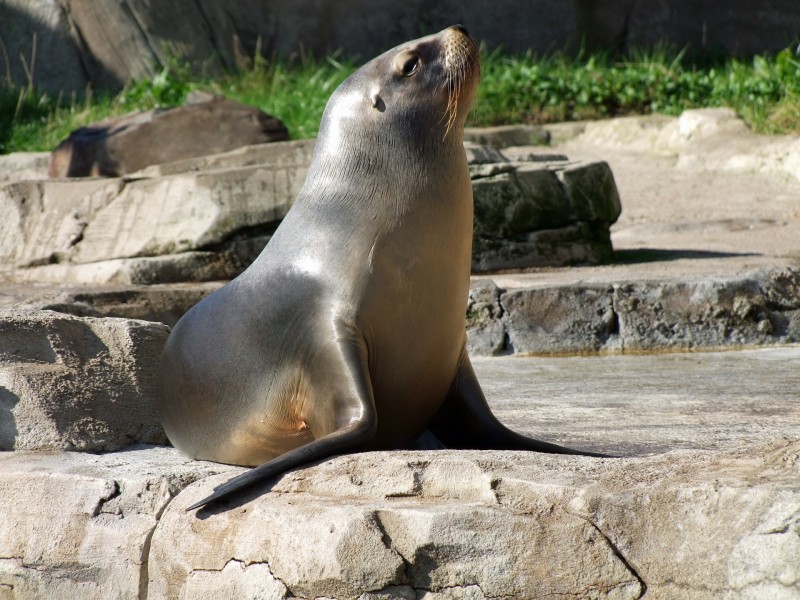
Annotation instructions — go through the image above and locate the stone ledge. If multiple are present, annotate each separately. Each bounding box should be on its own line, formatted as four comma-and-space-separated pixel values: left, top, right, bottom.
468, 267, 800, 356
7, 267, 799, 358
1, 441, 796, 600
155, 442, 799, 600
9, 282, 224, 328
1, 348, 798, 599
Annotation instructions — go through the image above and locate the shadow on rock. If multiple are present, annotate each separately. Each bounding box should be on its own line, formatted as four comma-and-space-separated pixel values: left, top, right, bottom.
614, 248, 760, 264
0, 386, 20, 450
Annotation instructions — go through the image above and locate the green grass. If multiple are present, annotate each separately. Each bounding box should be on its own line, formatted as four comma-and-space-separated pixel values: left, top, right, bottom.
2, 46, 799, 154
471, 46, 800, 134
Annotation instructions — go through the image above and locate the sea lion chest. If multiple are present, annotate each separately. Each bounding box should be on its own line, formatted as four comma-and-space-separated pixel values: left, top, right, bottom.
352, 167, 474, 448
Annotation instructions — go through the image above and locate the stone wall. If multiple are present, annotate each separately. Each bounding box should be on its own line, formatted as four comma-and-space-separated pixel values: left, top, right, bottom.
1, 0, 798, 93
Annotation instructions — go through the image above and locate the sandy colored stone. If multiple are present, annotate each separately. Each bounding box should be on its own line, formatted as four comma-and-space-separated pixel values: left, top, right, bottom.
150, 452, 642, 600
0, 447, 230, 600
0, 348, 798, 598
149, 440, 799, 599
570, 108, 800, 183
69, 165, 293, 265
9, 282, 223, 328
0, 309, 168, 451
0, 153, 50, 185
1, 139, 312, 283
0, 178, 120, 270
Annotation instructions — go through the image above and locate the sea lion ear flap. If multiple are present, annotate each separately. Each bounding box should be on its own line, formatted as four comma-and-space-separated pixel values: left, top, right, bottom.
370, 89, 385, 112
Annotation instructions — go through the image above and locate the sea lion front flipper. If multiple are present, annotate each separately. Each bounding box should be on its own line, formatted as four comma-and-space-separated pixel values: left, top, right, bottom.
427, 349, 610, 457
186, 331, 378, 511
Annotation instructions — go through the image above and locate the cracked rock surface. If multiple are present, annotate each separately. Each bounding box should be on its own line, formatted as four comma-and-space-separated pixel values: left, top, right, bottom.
0, 446, 227, 599
1, 349, 798, 599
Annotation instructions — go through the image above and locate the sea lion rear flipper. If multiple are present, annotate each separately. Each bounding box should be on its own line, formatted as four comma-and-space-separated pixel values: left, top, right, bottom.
187, 330, 378, 511
428, 349, 611, 458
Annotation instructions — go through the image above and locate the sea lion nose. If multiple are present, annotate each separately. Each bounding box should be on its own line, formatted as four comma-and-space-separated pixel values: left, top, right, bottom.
450, 24, 470, 37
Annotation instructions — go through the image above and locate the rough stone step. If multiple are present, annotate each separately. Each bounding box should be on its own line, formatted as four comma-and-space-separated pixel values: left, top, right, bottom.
7, 266, 798, 356
0, 447, 228, 599
468, 266, 800, 356
1, 138, 620, 283
0, 347, 797, 599
3, 282, 224, 328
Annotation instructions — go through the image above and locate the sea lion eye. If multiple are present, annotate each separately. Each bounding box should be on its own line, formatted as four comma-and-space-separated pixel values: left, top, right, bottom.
401, 55, 420, 77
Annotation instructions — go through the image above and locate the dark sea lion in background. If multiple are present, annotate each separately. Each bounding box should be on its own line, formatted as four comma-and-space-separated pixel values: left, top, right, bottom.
157, 25, 605, 512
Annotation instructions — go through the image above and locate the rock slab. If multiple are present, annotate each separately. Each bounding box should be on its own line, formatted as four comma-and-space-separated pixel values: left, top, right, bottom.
1, 347, 798, 599
468, 148, 621, 271
0, 310, 169, 451
150, 442, 800, 600
3, 139, 619, 284
8, 267, 799, 359
468, 267, 800, 356
1, 441, 796, 599
2, 139, 315, 283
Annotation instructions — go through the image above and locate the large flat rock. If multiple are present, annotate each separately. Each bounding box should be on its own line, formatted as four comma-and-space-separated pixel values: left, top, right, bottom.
152, 442, 799, 600
0, 138, 314, 279
1, 348, 798, 599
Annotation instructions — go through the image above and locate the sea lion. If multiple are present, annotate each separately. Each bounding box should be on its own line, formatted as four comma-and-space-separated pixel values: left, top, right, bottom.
158, 25, 604, 512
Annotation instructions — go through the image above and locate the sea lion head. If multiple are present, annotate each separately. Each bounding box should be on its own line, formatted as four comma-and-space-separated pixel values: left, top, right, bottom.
315, 26, 481, 157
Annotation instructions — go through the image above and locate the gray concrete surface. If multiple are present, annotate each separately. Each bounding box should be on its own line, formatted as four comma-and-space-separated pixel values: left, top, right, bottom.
476, 347, 800, 457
